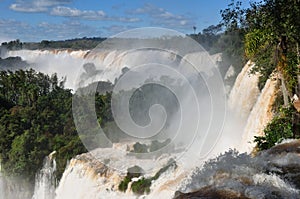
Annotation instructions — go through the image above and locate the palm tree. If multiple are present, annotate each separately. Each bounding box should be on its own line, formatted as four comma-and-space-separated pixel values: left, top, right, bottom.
193, 26, 197, 34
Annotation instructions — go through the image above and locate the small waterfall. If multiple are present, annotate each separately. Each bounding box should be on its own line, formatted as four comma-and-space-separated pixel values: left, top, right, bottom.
55, 151, 130, 199
228, 61, 260, 120
0, 172, 4, 199
227, 61, 279, 153
240, 77, 278, 152
32, 151, 57, 199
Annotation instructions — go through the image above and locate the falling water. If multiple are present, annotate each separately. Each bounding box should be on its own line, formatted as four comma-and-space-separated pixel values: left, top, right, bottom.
227, 61, 279, 153
1, 48, 288, 198
0, 172, 4, 199
228, 61, 260, 120
32, 151, 57, 199
240, 77, 278, 152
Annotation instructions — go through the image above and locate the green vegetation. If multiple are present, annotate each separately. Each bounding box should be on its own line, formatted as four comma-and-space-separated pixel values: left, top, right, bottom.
130, 139, 172, 153
0, 69, 87, 182
189, 24, 246, 80
220, 0, 300, 151
118, 159, 176, 195
131, 159, 177, 195
1, 37, 106, 50
131, 177, 152, 195
118, 176, 132, 192
118, 166, 144, 192
0, 69, 119, 185
254, 105, 298, 151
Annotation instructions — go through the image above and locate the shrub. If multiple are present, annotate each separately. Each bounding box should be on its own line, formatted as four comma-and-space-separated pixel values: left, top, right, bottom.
254, 106, 296, 151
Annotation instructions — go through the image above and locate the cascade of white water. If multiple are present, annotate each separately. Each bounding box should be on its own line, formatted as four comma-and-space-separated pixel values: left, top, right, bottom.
55, 143, 187, 199
228, 61, 260, 120
3, 49, 181, 91
4, 50, 87, 90
226, 61, 279, 154
32, 151, 57, 199
2, 48, 283, 198
240, 77, 278, 152
0, 172, 4, 199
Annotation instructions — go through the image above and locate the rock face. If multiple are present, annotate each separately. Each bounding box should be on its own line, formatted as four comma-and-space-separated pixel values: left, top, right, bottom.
174, 187, 250, 199
175, 140, 300, 199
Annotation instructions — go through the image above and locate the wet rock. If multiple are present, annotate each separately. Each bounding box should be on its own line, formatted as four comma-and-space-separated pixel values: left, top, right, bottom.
175, 140, 300, 199
174, 186, 250, 199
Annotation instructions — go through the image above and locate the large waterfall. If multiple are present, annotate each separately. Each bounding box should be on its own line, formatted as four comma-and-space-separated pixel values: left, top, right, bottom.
1, 48, 289, 198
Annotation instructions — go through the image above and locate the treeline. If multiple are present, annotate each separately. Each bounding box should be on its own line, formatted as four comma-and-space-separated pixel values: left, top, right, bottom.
1, 37, 106, 50
190, 24, 245, 80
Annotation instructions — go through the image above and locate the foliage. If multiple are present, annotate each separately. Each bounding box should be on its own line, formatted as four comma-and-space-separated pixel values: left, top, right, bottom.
244, 28, 273, 58
254, 106, 296, 151
189, 25, 246, 79
149, 139, 171, 152
131, 139, 172, 154
118, 176, 131, 192
131, 177, 152, 195
132, 142, 148, 153
131, 159, 176, 195
220, 0, 246, 31
152, 158, 176, 181
1, 37, 106, 50
118, 159, 176, 195
118, 165, 144, 192
221, 0, 300, 150
0, 69, 87, 183
221, 0, 300, 92
251, 46, 276, 90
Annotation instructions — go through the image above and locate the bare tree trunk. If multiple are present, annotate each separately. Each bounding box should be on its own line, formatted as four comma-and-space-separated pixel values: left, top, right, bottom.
296, 43, 300, 96
281, 74, 290, 107
277, 36, 290, 107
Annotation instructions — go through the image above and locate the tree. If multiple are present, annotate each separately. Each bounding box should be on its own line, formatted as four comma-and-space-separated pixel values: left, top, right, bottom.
0, 69, 87, 183
202, 24, 222, 35
193, 26, 197, 34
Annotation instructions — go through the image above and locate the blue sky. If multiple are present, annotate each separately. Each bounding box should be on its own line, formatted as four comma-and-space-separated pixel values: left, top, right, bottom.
0, 0, 253, 42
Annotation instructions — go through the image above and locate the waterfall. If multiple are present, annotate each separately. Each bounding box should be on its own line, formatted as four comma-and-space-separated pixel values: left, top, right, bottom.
227, 61, 279, 153
3, 50, 87, 90
240, 77, 278, 152
1, 48, 284, 198
3, 49, 180, 91
55, 153, 126, 199
228, 61, 260, 120
0, 172, 4, 199
32, 151, 57, 199
55, 144, 186, 199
